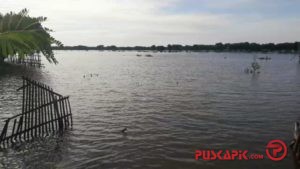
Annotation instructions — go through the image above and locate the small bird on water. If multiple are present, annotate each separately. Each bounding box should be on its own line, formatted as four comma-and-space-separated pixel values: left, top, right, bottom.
121, 127, 127, 133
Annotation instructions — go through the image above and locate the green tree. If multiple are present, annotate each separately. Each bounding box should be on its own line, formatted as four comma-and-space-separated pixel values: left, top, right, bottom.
0, 9, 62, 64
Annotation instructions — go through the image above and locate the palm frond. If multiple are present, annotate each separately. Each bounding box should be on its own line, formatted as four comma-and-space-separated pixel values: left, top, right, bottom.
0, 8, 62, 64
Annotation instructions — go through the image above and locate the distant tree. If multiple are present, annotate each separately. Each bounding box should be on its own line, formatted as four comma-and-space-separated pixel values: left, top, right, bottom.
215, 43, 224, 51
132, 46, 147, 50
276, 43, 294, 52
261, 43, 275, 51
106, 45, 117, 51
150, 45, 156, 50
0, 9, 62, 64
294, 42, 300, 52
50, 42, 299, 53
73, 45, 89, 50
167, 44, 183, 51
156, 46, 165, 51
295, 42, 300, 64
96, 45, 104, 50
183, 45, 192, 51
167, 44, 172, 51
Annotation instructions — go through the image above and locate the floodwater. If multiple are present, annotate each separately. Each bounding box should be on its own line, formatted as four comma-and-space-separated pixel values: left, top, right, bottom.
0, 51, 300, 169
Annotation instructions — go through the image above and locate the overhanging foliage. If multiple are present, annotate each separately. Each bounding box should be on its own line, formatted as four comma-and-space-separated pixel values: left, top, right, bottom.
0, 9, 62, 64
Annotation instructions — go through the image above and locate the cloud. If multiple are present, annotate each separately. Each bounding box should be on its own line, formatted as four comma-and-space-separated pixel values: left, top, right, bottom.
1, 0, 299, 45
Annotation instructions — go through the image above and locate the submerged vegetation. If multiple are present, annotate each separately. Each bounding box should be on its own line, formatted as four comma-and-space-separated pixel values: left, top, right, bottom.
53, 42, 300, 53
0, 9, 62, 64
245, 57, 261, 74
250, 61, 260, 74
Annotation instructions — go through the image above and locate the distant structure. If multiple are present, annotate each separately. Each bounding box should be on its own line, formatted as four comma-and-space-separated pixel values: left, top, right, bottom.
5, 54, 43, 68
0, 77, 72, 147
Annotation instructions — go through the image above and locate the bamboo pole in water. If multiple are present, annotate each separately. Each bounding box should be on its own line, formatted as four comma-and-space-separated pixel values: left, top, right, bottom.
34, 80, 37, 138
16, 116, 23, 141
61, 98, 68, 128
49, 87, 55, 132
41, 83, 45, 135
11, 119, 17, 144
37, 82, 41, 137
30, 80, 34, 139
67, 99, 73, 126
21, 78, 25, 140
44, 85, 48, 134
25, 81, 30, 140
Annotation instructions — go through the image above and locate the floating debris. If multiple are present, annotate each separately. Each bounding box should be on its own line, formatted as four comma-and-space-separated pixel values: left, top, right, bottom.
145, 54, 153, 57
136, 54, 142, 57
258, 56, 271, 60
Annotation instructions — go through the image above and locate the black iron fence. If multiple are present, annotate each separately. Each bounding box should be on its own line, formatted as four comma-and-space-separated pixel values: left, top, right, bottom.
0, 77, 72, 147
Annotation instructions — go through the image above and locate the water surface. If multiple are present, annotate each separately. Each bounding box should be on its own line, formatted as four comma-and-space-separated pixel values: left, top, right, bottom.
0, 51, 300, 168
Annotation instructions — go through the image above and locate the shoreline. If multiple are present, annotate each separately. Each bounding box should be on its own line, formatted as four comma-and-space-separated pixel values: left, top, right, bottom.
52, 49, 299, 54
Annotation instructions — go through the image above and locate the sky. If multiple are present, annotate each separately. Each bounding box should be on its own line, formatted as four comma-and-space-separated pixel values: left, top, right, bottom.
1, 0, 300, 46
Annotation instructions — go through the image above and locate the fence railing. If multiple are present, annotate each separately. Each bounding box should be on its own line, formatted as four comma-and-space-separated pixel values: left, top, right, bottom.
0, 77, 72, 147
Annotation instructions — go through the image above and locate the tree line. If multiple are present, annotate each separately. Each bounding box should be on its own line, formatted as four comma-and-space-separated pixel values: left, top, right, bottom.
53, 42, 300, 53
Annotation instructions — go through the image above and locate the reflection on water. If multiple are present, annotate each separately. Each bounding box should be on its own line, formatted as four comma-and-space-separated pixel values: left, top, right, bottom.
1, 51, 300, 168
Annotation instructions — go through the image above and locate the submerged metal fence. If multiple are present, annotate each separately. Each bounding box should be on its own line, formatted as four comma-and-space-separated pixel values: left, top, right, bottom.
0, 77, 72, 147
